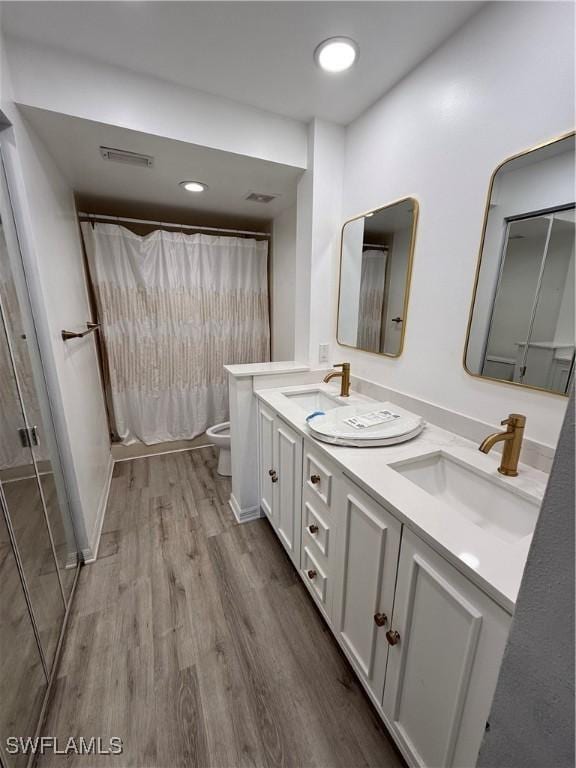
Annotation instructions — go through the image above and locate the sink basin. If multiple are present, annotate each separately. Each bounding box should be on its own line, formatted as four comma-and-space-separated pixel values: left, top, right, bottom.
282, 389, 342, 412
390, 451, 540, 544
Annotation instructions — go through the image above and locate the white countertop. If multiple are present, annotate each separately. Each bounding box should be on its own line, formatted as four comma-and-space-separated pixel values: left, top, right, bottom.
225, 361, 310, 377
255, 382, 550, 614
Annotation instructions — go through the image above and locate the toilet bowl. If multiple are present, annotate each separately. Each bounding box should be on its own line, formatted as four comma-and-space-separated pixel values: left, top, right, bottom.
206, 421, 231, 476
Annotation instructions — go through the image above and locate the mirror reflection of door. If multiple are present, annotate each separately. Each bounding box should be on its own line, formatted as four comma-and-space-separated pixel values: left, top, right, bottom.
338, 198, 417, 357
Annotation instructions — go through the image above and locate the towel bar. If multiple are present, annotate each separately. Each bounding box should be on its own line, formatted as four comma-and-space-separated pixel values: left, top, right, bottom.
61, 322, 100, 341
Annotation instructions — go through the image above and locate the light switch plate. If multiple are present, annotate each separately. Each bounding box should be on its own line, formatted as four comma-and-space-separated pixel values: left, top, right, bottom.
319, 343, 330, 363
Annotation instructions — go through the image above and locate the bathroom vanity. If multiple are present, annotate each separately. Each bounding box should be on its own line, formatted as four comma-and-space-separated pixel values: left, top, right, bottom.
235, 373, 548, 768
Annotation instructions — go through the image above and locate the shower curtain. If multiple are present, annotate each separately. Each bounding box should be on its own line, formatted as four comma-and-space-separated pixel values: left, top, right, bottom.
356, 248, 387, 353
81, 223, 270, 445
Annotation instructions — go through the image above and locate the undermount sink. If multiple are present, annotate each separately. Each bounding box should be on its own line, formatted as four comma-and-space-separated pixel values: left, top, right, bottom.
390, 451, 540, 544
282, 389, 343, 412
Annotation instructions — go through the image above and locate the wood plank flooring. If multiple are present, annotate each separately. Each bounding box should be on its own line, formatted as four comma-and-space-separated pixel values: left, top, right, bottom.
38, 448, 404, 768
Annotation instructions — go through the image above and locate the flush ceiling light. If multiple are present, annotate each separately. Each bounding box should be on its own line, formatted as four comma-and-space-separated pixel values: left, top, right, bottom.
180, 181, 208, 193
314, 37, 359, 73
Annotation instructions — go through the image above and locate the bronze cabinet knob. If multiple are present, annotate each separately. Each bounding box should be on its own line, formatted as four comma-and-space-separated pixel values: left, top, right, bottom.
268, 469, 275, 476
308, 524, 319, 535
385, 629, 401, 646
373, 612, 388, 627
271, 474, 279, 483
310, 474, 321, 484
307, 569, 317, 580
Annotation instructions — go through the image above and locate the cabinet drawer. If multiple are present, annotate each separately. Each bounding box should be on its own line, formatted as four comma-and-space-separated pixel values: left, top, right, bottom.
304, 447, 334, 507
301, 546, 328, 609
303, 500, 331, 560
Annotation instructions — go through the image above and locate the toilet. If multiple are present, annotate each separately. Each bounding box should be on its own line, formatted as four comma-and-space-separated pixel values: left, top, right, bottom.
206, 421, 231, 476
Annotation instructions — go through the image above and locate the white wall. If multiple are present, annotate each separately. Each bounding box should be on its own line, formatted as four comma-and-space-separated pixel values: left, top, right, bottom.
6, 36, 307, 170
0, 66, 111, 557
301, 119, 345, 365
337, 1, 574, 449
270, 205, 296, 360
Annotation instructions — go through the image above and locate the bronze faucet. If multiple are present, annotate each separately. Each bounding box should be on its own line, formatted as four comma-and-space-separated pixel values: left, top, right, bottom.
323, 362, 351, 397
479, 413, 526, 477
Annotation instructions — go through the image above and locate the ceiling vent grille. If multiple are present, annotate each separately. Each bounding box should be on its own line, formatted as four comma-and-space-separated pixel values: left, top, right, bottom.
245, 192, 278, 204
99, 146, 154, 168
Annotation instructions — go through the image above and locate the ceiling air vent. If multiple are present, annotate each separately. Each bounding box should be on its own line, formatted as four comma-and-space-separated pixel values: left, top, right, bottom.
245, 192, 278, 204
99, 146, 154, 168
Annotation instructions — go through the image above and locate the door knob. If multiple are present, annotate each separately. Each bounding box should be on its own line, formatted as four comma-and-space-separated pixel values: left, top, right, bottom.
373, 612, 388, 627
386, 629, 401, 646
310, 474, 321, 484
308, 524, 319, 535
391, 316, 403, 324
307, 569, 317, 580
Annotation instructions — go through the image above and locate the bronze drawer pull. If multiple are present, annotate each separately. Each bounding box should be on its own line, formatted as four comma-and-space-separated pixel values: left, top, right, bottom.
308, 524, 319, 535
386, 629, 401, 646
373, 612, 388, 627
307, 569, 317, 580
310, 474, 321, 484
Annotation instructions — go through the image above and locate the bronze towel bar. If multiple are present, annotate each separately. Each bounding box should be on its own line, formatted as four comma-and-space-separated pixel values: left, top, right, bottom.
61, 322, 100, 341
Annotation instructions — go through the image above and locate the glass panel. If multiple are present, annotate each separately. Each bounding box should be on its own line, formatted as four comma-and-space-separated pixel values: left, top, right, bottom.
0, 210, 77, 599
523, 210, 575, 393
0, 500, 47, 768
0, 288, 65, 673
483, 216, 551, 382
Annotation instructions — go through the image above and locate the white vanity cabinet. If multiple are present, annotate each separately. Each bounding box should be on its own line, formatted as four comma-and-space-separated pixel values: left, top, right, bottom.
256, 398, 512, 768
257, 402, 302, 567
332, 476, 402, 704
382, 528, 511, 768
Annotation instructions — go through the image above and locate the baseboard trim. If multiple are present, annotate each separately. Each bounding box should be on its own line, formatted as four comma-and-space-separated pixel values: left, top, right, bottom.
229, 493, 262, 524
82, 453, 114, 564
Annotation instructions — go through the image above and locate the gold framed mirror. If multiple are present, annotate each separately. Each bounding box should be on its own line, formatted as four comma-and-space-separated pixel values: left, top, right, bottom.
336, 196, 418, 357
464, 132, 575, 396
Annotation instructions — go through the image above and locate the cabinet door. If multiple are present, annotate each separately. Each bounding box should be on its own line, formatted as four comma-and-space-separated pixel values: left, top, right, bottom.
333, 477, 401, 704
257, 404, 275, 522
382, 529, 511, 768
274, 419, 302, 567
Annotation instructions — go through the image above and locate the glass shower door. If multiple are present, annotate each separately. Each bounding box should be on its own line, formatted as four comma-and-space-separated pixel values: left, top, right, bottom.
0, 497, 48, 768
0, 285, 65, 673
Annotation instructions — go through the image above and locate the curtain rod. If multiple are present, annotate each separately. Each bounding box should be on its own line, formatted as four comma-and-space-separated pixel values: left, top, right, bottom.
77, 212, 271, 238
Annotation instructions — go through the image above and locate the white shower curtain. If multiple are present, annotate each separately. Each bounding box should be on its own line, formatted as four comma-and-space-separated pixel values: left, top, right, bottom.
81, 223, 270, 445
356, 248, 387, 353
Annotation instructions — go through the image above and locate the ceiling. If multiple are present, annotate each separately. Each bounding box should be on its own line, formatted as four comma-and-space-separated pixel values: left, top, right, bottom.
3, 1, 484, 125
21, 107, 302, 225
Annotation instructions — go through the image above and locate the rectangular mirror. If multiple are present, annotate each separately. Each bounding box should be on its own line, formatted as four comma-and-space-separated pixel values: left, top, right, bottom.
465, 133, 575, 396
337, 197, 418, 357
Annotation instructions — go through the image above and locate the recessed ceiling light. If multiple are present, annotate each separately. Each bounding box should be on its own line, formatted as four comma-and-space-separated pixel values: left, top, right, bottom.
314, 37, 359, 73
180, 181, 208, 193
